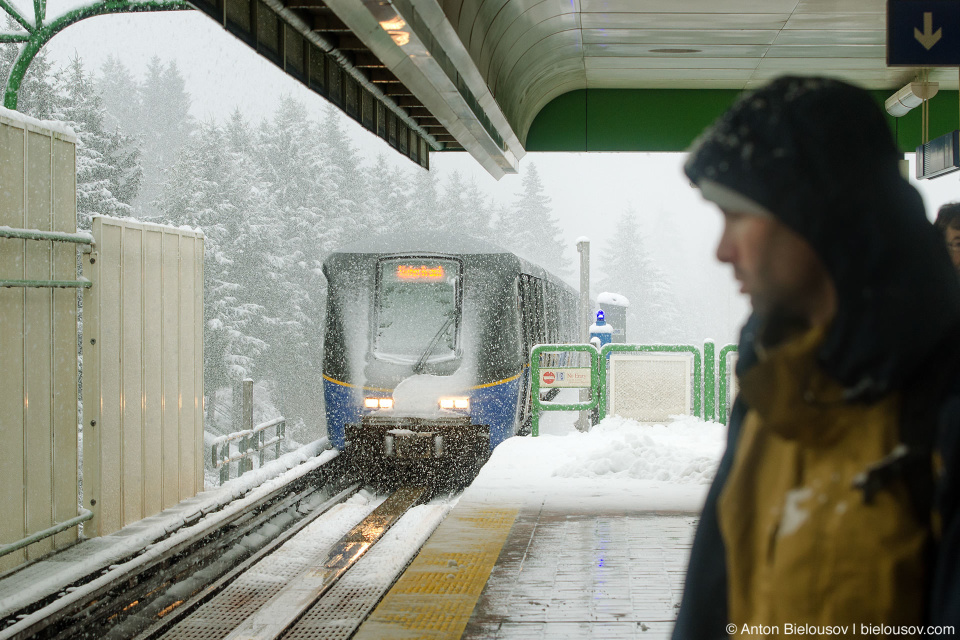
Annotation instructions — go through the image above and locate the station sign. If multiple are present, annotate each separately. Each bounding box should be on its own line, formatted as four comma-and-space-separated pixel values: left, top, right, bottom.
888, 1, 960, 66
539, 367, 592, 388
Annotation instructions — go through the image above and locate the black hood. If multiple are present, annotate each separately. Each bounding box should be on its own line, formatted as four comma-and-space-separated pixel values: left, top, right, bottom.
685, 76, 960, 399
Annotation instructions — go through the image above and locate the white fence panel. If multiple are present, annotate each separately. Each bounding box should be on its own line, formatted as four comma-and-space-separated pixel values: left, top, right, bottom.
0, 111, 79, 572
608, 353, 693, 423
82, 216, 204, 537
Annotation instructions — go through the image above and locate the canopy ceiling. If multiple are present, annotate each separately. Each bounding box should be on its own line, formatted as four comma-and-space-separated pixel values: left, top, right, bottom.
193, 0, 959, 176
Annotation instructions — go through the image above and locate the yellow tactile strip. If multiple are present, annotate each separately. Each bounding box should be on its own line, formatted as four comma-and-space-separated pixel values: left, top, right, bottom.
353, 505, 519, 640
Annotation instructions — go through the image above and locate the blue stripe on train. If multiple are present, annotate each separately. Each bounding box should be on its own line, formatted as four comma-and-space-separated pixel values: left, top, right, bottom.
469, 377, 522, 450
323, 379, 361, 450
323, 375, 522, 451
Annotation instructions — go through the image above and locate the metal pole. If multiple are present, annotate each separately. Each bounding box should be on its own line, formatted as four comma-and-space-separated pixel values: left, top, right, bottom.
576, 239, 591, 431
258, 430, 265, 468
276, 421, 284, 459
217, 442, 229, 485
238, 379, 254, 474
703, 340, 716, 422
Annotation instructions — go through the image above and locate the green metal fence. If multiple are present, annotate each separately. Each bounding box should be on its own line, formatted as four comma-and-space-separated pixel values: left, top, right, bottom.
529, 341, 737, 435
597, 343, 703, 422
530, 344, 602, 437
717, 344, 739, 426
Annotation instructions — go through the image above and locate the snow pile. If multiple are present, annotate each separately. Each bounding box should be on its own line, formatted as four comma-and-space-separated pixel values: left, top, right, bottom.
552, 415, 724, 484
465, 414, 727, 512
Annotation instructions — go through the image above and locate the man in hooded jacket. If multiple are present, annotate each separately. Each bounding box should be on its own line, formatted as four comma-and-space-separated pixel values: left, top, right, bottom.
673, 76, 960, 638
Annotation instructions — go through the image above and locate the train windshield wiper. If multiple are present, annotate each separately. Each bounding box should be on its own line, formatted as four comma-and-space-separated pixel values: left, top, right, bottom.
413, 316, 455, 373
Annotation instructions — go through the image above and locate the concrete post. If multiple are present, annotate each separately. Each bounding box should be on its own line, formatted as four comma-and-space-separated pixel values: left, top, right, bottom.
239, 379, 254, 474
576, 239, 591, 431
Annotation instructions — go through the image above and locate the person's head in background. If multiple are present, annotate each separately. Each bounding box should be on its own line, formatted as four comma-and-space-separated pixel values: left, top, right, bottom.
935, 202, 960, 274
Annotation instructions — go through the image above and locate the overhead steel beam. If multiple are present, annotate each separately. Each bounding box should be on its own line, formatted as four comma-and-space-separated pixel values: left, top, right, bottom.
189, 0, 440, 168
323, 0, 523, 178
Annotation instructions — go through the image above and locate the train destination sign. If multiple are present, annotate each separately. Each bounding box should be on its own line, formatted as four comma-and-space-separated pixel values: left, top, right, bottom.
888, 0, 960, 66
539, 368, 592, 388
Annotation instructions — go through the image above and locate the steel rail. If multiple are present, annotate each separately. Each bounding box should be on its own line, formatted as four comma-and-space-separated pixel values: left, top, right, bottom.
0, 455, 352, 640
122, 484, 363, 640
221, 485, 429, 640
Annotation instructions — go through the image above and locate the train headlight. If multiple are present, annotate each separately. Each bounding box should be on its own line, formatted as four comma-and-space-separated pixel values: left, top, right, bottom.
365, 397, 394, 409
439, 397, 469, 411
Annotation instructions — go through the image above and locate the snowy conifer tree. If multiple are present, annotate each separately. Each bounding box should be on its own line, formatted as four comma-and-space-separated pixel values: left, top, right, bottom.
138, 57, 193, 218
365, 154, 408, 232
461, 178, 494, 239
97, 55, 141, 138
597, 207, 683, 343
408, 165, 442, 231
320, 103, 365, 240
158, 117, 269, 425
501, 162, 570, 277
253, 98, 333, 435
53, 57, 141, 229
1, 20, 61, 118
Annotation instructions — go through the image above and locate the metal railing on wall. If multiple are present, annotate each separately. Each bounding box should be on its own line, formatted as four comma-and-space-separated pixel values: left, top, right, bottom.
211, 379, 286, 485
0, 510, 93, 560
0, 111, 85, 572
0, 227, 93, 288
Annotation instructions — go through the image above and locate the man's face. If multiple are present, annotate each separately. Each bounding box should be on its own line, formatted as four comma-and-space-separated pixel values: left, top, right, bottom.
945, 226, 960, 271
716, 210, 832, 319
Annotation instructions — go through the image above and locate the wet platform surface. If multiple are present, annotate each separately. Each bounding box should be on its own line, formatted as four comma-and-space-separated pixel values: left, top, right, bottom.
463, 509, 696, 639
355, 494, 699, 640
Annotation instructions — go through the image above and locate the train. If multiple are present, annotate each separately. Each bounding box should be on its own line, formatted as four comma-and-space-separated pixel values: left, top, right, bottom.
321, 232, 578, 473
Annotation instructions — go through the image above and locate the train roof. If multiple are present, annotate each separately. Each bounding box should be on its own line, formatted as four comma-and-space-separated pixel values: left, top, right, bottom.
329, 230, 512, 256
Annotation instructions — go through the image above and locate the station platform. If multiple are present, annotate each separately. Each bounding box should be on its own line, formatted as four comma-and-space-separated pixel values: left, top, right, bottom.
354, 416, 717, 640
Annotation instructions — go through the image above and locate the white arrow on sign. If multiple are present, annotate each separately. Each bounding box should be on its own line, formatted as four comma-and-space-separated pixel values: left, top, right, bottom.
914, 11, 943, 50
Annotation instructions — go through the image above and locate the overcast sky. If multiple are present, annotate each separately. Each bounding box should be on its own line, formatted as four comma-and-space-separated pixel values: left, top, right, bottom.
25, 7, 960, 344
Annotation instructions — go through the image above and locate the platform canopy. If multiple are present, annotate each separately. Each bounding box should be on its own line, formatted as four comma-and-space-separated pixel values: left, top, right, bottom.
190, 0, 958, 177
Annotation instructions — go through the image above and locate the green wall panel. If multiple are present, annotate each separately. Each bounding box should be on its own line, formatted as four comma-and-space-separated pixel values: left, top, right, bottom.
526, 88, 960, 155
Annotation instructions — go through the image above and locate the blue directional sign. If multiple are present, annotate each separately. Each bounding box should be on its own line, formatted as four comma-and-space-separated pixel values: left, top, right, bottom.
888, 0, 960, 66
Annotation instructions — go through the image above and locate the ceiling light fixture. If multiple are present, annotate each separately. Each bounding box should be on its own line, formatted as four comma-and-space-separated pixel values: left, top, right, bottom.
649, 48, 701, 54
885, 81, 939, 117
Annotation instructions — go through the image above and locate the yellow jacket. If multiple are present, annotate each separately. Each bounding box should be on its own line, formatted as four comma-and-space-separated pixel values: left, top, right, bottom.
718, 326, 929, 637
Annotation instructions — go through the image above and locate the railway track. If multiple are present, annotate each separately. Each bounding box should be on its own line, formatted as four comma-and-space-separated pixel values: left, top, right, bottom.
135, 484, 446, 640
0, 455, 355, 640
2, 449, 474, 640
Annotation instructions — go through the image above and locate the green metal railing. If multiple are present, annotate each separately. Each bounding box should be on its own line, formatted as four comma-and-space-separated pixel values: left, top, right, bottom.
717, 344, 739, 426
1, 0, 191, 110
597, 343, 704, 421
530, 344, 601, 437
1, 226, 94, 289
529, 341, 738, 434
0, 508, 93, 559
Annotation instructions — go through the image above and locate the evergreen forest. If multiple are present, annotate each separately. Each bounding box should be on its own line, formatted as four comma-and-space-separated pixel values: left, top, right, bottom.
1, 46, 683, 446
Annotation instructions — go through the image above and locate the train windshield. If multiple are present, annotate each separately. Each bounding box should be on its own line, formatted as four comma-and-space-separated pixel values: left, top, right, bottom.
374, 257, 461, 365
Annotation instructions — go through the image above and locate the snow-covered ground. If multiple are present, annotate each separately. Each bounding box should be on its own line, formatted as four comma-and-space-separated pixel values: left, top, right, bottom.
465, 406, 727, 513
